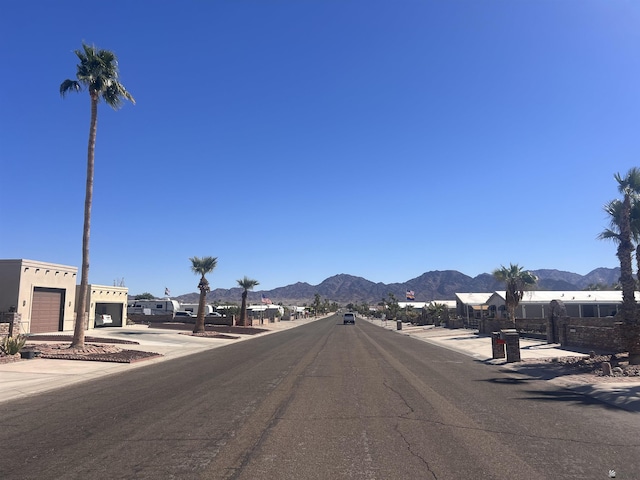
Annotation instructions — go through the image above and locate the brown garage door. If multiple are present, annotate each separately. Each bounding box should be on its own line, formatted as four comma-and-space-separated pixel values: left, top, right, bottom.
31, 288, 64, 333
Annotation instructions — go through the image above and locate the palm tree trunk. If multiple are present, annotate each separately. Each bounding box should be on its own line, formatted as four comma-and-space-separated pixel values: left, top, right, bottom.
617, 195, 640, 364
71, 94, 98, 348
193, 279, 207, 333
505, 290, 517, 328
618, 196, 636, 321
239, 290, 247, 327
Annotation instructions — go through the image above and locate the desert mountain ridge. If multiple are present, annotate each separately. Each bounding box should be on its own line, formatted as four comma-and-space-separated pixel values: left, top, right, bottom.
168, 267, 622, 305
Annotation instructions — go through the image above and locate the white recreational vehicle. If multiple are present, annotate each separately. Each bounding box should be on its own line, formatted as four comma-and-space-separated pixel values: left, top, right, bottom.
127, 299, 180, 316
180, 303, 214, 316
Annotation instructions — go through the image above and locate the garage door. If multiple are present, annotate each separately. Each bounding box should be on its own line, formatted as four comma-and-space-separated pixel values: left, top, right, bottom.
31, 288, 64, 333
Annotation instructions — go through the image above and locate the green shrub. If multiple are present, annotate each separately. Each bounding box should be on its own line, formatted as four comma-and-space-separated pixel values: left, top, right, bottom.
1, 335, 27, 355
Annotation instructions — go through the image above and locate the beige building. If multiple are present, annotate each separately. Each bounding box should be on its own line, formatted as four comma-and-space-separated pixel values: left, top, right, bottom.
0, 259, 78, 334
0, 259, 128, 334
82, 284, 128, 327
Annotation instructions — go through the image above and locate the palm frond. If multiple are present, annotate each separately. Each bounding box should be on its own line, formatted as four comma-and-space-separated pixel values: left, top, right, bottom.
237, 276, 259, 290
597, 228, 620, 242
59, 79, 81, 97
189, 256, 218, 276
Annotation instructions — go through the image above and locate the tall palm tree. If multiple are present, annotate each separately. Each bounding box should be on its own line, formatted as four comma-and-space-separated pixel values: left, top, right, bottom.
190, 256, 218, 333
599, 198, 640, 291
60, 43, 135, 348
237, 277, 259, 327
492, 264, 538, 326
599, 168, 640, 364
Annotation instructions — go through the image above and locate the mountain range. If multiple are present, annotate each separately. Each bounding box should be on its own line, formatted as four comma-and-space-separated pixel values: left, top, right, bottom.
173, 267, 622, 305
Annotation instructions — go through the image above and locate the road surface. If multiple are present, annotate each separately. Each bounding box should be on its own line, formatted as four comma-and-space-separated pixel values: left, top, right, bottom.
1, 315, 638, 479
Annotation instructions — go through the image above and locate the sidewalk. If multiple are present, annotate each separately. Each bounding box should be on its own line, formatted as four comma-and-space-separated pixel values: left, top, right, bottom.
367, 318, 640, 413
0, 317, 324, 405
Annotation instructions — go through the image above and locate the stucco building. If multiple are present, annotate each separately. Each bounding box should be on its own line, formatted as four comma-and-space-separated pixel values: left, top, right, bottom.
0, 259, 127, 335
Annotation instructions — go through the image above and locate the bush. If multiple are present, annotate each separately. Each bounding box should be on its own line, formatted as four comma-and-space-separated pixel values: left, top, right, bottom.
1, 335, 27, 355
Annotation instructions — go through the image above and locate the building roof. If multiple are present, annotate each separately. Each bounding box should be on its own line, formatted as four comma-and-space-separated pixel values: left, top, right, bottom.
398, 301, 456, 309
398, 302, 429, 309
455, 293, 493, 305
488, 290, 628, 304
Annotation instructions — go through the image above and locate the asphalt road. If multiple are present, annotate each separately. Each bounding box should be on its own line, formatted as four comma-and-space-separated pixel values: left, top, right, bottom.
1, 316, 639, 479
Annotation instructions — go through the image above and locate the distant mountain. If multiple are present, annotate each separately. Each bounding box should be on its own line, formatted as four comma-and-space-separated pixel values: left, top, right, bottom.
171, 267, 621, 305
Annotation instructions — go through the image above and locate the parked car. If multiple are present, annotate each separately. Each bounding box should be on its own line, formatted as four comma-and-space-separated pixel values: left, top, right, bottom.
206, 312, 222, 317
174, 311, 196, 319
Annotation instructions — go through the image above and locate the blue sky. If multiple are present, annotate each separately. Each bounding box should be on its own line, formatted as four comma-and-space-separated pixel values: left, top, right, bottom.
2, 1, 639, 297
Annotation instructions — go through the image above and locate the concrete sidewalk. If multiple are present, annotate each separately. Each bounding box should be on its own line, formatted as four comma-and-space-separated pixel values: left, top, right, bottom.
0, 318, 324, 405
368, 318, 640, 412
370, 319, 586, 361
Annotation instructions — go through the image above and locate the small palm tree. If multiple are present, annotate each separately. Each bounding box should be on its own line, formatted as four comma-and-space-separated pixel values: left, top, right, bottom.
237, 277, 259, 327
427, 302, 447, 326
492, 264, 538, 326
190, 256, 218, 333
60, 43, 135, 348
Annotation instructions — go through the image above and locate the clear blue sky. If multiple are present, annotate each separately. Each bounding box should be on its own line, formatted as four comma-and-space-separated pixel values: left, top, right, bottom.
2, 1, 639, 297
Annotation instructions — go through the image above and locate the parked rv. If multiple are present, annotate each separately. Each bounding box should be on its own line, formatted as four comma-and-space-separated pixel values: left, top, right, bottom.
127, 299, 180, 316
181, 303, 214, 316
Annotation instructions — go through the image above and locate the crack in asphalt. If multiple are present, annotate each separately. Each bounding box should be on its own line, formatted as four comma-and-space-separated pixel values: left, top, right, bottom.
383, 380, 438, 479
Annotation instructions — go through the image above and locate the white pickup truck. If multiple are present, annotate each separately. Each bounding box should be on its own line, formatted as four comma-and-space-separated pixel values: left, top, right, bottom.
343, 312, 355, 324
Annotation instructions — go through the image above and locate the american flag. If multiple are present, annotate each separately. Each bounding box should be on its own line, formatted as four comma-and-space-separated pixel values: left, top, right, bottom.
261, 294, 272, 305
406, 290, 415, 301
164, 287, 171, 296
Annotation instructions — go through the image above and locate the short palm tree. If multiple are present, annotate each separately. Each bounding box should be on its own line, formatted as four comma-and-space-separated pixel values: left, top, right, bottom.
190, 256, 218, 333
60, 43, 135, 348
427, 302, 447, 326
237, 277, 259, 327
492, 264, 538, 326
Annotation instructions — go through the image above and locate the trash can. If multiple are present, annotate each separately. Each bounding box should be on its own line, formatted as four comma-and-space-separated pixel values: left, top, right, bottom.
397, 320, 402, 330
491, 331, 506, 359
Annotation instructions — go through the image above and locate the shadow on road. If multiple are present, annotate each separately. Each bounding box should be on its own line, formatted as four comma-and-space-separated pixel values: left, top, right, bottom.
518, 388, 619, 409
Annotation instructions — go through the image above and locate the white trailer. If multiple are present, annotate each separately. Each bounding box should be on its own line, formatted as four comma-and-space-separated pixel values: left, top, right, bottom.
180, 303, 214, 316
127, 299, 181, 316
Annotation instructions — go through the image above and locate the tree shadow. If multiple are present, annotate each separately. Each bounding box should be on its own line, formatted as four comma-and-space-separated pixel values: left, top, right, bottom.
497, 362, 577, 381
518, 388, 614, 409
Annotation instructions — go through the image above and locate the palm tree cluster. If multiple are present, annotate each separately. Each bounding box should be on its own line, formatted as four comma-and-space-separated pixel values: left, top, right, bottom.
599, 167, 640, 364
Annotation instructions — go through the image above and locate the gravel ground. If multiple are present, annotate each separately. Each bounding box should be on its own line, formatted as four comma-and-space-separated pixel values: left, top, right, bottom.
516, 352, 640, 384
